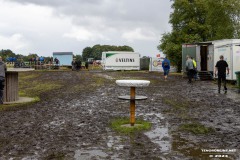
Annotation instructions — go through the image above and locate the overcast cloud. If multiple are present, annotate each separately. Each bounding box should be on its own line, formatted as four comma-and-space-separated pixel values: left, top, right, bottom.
1, 0, 172, 57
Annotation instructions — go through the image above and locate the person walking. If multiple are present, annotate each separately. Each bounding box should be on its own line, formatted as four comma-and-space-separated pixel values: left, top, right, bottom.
162, 57, 170, 81
215, 55, 229, 93
0, 56, 7, 104
186, 56, 194, 83
85, 61, 89, 71
71, 58, 76, 71
76, 60, 81, 71
191, 57, 197, 80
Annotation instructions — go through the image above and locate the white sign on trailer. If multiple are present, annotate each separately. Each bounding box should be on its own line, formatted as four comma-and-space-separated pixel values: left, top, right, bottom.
149, 57, 176, 72
149, 57, 164, 72
102, 51, 140, 70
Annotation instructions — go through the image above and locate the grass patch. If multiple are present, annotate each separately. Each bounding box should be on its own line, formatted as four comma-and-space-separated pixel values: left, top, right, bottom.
44, 152, 65, 160
19, 72, 63, 97
170, 72, 183, 76
110, 117, 151, 134
87, 75, 107, 90
93, 76, 105, 86
179, 122, 214, 134
31, 96, 40, 102
19, 81, 63, 97
0, 72, 63, 112
30, 83, 62, 94
0, 138, 10, 148
0, 97, 40, 111
19, 73, 40, 80
163, 97, 189, 110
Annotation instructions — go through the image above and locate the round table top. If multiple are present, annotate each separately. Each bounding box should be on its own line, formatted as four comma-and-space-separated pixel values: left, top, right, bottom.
116, 80, 150, 87
7, 68, 35, 72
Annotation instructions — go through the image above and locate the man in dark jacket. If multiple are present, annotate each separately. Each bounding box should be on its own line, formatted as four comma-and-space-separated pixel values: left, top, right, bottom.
85, 61, 89, 70
215, 55, 229, 93
76, 60, 81, 71
0, 56, 7, 104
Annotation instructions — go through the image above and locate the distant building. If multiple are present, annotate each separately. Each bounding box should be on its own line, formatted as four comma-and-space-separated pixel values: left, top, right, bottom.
53, 52, 73, 66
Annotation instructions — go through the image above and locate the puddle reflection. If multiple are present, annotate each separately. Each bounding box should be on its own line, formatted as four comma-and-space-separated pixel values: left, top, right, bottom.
74, 149, 108, 160
145, 126, 171, 152
140, 113, 171, 153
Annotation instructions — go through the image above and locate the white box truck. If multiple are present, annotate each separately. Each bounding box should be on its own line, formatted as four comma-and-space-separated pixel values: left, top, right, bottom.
102, 51, 140, 70
213, 39, 240, 80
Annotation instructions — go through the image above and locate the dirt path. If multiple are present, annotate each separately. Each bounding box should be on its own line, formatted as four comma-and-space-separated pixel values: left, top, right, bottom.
0, 71, 239, 160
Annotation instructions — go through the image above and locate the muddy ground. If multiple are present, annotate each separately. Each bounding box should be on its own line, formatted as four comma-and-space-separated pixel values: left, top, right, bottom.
0, 70, 239, 160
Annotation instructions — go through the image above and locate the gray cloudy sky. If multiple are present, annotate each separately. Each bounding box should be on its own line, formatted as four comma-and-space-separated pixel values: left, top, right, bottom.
0, 0, 172, 57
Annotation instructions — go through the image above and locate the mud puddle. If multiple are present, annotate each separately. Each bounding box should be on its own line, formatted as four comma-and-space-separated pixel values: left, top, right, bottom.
141, 113, 171, 153
74, 149, 108, 160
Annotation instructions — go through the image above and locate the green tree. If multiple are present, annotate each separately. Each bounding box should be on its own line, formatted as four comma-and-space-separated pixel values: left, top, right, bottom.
206, 0, 240, 39
82, 47, 93, 61
91, 44, 102, 60
158, 0, 240, 72
43, 56, 52, 63
0, 49, 16, 61
74, 54, 82, 61
82, 45, 134, 61
24, 53, 39, 61
158, 32, 183, 72
170, 0, 208, 42
117, 45, 134, 51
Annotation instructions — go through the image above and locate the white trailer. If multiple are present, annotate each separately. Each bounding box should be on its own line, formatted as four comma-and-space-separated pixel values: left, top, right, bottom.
213, 39, 240, 80
101, 51, 140, 70
182, 39, 240, 80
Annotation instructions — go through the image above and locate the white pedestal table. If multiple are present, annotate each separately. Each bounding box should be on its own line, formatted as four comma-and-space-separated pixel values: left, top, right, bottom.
116, 80, 150, 126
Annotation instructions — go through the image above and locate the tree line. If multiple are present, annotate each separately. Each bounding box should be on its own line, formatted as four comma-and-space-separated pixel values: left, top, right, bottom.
82, 44, 134, 61
0, 44, 134, 63
0, 50, 58, 63
158, 0, 240, 72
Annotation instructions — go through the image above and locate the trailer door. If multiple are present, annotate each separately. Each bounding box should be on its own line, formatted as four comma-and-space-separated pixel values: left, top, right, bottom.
200, 46, 208, 71
232, 45, 240, 80
207, 45, 214, 72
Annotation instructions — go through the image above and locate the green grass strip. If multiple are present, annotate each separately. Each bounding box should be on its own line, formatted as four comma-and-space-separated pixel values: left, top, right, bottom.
110, 117, 151, 135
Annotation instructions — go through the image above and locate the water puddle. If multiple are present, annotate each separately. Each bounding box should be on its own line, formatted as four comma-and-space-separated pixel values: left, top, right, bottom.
102, 133, 124, 159
145, 126, 171, 152
74, 149, 108, 160
43, 119, 65, 129
49, 120, 65, 126
140, 113, 171, 153
107, 136, 124, 150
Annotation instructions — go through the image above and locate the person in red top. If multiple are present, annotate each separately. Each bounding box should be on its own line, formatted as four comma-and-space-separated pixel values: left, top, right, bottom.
215, 55, 229, 93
